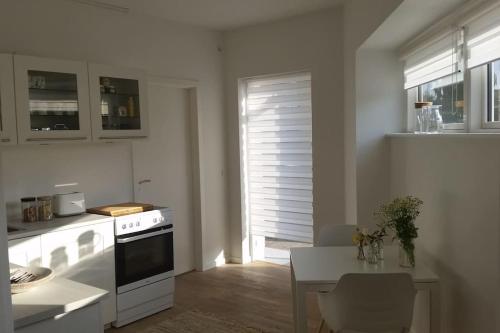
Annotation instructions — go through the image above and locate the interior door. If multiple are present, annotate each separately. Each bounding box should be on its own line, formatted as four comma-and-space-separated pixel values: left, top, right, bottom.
132, 83, 195, 275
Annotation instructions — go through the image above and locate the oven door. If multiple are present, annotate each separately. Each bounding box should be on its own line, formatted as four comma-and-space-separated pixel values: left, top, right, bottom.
115, 225, 173, 294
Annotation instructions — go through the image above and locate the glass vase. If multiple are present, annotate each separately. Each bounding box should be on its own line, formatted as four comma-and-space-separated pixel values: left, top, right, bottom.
357, 245, 365, 261
376, 240, 384, 260
367, 243, 379, 264
398, 243, 414, 267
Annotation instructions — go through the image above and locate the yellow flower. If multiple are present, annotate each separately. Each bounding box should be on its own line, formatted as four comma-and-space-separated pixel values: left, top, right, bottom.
352, 233, 362, 245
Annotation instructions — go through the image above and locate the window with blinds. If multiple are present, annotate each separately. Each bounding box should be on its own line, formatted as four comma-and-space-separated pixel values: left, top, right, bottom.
401, 1, 500, 132
402, 29, 465, 128
467, 6, 500, 69
241, 72, 313, 243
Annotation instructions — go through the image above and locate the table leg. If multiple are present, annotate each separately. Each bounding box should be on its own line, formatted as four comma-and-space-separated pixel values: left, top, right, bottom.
291, 263, 308, 333
429, 282, 441, 333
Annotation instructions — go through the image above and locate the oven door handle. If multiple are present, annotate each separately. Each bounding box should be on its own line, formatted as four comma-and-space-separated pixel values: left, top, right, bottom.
117, 228, 172, 244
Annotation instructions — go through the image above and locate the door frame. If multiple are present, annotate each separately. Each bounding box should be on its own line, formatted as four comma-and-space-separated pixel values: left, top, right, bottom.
136, 75, 206, 272
237, 78, 255, 264
237, 71, 315, 263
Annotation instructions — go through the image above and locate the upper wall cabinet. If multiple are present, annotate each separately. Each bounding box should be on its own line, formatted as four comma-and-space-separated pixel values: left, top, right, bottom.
0, 54, 17, 144
88, 63, 149, 140
14, 55, 92, 143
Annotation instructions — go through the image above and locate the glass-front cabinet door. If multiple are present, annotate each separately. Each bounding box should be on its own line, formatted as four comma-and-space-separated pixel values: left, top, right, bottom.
0, 54, 17, 144
14, 55, 91, 143
89, 63, 149, 140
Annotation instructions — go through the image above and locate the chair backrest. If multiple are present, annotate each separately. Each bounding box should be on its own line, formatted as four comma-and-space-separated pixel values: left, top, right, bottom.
321, 273, 416, 333
317, 224, 357, 247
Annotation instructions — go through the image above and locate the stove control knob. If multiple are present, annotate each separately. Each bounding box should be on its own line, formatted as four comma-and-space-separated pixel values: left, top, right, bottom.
136, 221, 140, 227
153, 217, 158, 223
122, 224, 126, 230
129, 222, 133, 228
160, 217, 165, 222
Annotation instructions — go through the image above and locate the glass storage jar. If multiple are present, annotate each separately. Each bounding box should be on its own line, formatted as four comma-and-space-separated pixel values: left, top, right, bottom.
427, 105, 443, 133
37, 196, 54, 221
414, 102, 433, 133
21, 197, 37, 222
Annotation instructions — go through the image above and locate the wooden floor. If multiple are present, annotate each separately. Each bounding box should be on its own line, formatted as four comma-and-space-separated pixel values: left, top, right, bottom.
106, 262, 321, 333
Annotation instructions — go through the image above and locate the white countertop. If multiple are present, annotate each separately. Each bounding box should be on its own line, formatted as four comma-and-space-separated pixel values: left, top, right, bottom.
12, 277, 108, 329
290, 246, 439, 284
7, 213, 114, 240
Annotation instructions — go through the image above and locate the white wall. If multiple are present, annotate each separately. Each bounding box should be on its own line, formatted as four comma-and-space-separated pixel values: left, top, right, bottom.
223, 9, 345, 261
0, 0, 228, 269
343, 0, 404, 225
355, 49, 404, 227
1, 143, 133, 220
0, 152, 13, 333
390, 137, 499, 332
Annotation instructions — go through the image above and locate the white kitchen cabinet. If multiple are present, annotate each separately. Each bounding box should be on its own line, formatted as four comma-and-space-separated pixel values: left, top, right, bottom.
16, 302, 103, 333
8, 236, 42, 268
40, 222, 116, 325
88, 63, 149, 140
14, 55, 92, 143
0, 54, 17, 144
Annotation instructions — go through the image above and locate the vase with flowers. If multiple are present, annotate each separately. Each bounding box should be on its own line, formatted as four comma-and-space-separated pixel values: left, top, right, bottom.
366, 227, 387, 263
376, 196, 423, 267
352, 227, 368, 260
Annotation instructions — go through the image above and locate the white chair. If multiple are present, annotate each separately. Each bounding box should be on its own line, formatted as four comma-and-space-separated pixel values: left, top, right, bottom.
317, 273, 417, 333
316, 224, 357, 332
316, 224, 357, 247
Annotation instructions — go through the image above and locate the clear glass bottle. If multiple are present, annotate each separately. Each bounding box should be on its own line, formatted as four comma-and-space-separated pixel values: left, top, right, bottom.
376, 240, 384, 260
37, 196, 54, 221
367, 242, 379, 264
21, 197, 37, 222
427, 105, 443, 133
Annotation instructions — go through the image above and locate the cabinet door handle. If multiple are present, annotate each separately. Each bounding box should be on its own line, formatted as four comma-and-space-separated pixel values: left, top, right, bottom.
138, 179, 151, 185
1, 138, 10, 143
26, 137, 88, 142
99, 136, 147, 140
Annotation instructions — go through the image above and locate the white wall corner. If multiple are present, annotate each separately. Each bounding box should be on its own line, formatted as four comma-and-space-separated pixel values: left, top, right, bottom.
0, 152, 14, 333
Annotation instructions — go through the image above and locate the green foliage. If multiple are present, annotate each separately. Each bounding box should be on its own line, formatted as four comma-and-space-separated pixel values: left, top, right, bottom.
375, 196, 423, 266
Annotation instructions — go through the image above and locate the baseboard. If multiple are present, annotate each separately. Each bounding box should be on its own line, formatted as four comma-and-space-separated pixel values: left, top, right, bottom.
202, 257, 227, 271
229, 256, 242, 264
229, 255, 252, 264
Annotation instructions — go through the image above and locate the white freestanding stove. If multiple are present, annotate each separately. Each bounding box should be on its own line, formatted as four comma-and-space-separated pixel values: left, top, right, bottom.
112, 207, 174, 327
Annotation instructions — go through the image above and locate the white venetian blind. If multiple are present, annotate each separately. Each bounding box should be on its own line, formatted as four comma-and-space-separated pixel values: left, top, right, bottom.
243, 72, 313, 243
466, 5, 500, 69
403, 30, 464, 89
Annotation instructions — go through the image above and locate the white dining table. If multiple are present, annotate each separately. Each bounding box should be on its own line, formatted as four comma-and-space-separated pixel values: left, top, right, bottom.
290, 246, 440, 333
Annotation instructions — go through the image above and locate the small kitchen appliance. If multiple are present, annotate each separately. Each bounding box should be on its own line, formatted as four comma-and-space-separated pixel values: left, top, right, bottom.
53, 192, 86, 216
112, 207, 174, 327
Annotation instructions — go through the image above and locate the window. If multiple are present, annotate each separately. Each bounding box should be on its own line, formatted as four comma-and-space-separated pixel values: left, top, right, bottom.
402, 3, 500, 133
403, 29, 464, 131
418, 75, 464, 127
486, 59, 500, 123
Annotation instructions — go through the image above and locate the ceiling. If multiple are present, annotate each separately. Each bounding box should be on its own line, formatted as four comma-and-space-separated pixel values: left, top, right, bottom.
362, 0, 468, 50
71, 0, 345, 31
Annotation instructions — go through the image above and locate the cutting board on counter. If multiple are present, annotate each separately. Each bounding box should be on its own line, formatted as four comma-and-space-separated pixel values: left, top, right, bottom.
87, 203, 154, 217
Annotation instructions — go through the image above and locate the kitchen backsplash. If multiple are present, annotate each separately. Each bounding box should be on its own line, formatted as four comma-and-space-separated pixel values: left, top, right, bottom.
0, 142, 134, 221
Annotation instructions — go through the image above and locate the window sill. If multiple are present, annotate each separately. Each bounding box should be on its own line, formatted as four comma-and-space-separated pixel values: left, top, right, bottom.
387, 132, 500, 139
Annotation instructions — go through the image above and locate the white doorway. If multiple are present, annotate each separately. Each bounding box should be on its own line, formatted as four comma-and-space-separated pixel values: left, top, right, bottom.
239, 72, 314, 265
132, 83, 196, 275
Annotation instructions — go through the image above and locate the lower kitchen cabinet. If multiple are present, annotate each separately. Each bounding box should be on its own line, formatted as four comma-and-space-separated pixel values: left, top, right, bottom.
40, 222, 116, 325
15, 301, 103, 333
8, 236, 42, 268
